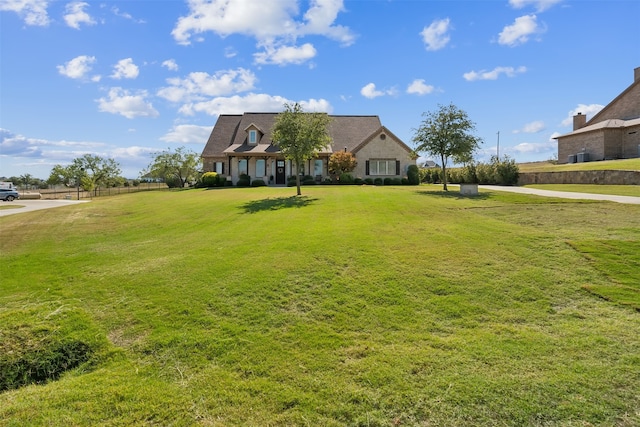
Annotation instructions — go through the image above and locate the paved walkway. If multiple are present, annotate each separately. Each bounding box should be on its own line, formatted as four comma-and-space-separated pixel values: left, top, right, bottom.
479, 185, 640, 205
0, 199, 90, 217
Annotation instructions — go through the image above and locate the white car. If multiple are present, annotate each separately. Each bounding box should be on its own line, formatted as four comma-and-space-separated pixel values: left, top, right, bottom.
0, 188, 20, 201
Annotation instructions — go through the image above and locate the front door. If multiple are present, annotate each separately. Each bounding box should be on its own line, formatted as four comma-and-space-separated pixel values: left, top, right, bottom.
275, 160, 286, 184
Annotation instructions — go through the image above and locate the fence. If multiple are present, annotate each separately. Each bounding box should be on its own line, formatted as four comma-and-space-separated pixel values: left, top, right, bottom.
34, 183, 169, 200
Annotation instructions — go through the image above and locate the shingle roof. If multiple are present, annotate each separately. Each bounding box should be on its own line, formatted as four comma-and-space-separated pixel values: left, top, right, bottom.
202, 113, 388, 157
555, 117, 640, 139
201, 115, 242, 157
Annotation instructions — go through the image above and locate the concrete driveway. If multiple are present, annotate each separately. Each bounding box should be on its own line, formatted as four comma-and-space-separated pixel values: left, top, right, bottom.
479, 185, 640, 205
0, 199, 90, 217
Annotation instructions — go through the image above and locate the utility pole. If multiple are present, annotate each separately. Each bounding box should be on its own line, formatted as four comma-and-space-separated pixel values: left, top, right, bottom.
496, 131, 500, 159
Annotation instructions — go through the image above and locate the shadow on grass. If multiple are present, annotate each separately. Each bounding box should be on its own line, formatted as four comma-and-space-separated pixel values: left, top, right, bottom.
240, 196, 318, 213
415, 190, 491, 200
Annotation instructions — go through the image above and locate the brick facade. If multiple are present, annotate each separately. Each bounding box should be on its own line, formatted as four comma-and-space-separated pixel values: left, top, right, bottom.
556, 67, 640, 163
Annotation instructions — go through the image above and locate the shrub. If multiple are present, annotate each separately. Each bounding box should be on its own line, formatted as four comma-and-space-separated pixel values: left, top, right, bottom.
493, 155, 519, 185
384, 177, 393, 185
401, 178, 409, 185
323, 177, 333, 184
251, 179, 266, 187
354, 178, 364, 185
476, 163, 496, 184
407, 164, 420, 185
392, 178, 402, 185
461, 163, 479, 184
339, 173, 354, 185
236, 174, 251, 187
165, 176, 183, 188
201, 172, 225, 188
374, 178, 383, 186
364, 178, 374, 185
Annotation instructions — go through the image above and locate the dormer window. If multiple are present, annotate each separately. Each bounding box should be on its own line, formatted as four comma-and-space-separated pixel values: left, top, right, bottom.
249, 129, 257, 145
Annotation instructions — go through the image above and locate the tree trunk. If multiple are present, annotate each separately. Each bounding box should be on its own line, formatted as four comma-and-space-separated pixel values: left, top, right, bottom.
441, 154, 448, 191
295, 159, 302, 196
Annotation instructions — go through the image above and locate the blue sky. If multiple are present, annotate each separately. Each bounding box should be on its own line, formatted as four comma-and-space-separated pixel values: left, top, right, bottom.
1, 0, 638, 179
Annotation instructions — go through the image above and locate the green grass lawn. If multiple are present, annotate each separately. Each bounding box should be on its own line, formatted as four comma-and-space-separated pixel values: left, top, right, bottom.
518, 158, 640, 173
1, 186, 639, 426
523, 184, 640, 197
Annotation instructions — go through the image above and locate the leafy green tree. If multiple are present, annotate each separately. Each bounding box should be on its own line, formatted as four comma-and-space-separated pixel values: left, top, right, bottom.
72, 155, 122, 195
412, 103, 482, 191
48, 155, 121, 194
328, 151, 357, 180
145, 147, 200, 188
271, 103, 332, 196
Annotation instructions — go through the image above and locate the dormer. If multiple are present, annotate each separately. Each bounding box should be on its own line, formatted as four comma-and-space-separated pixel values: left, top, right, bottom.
244, 123, 263, 145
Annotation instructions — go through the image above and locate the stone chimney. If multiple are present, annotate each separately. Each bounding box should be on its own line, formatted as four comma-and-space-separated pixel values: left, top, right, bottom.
573, 112, 587, 130
635, 66, 640, 82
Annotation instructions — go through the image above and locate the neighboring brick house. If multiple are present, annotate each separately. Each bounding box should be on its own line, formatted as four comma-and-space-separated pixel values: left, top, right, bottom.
555, 67, 640, 163
201, 113, 416, 185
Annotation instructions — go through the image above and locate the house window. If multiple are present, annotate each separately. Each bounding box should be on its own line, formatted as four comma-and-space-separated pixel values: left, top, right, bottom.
255, 159, 265, 177
238, 159, 247, 175
314, 159, 323, 176
369, 159, 397, 175
215, 161, 223, 174
249, 130, 257, 145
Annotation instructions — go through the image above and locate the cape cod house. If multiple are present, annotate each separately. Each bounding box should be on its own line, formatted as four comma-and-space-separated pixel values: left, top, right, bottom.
555, 67, 640, 163
201, 113, 416, 185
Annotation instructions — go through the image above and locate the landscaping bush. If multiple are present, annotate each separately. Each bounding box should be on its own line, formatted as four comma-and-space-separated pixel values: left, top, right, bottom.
401, 178, 409, 185
374, 178, 383, 186
165, 176, 183, 188
200, 172, 226, 188
251, 179, 266, 187
461, 163, 479, 184
236, 174, 251, 187
302, 175, 316, 185
407, 164, 420, 185
476, 162, 496, 184
493, 155, 519, 185
392, 178, 402, 185
339, 173, 354, 185
323, 177, 333, 184
384, 177, 393, 185
364, 178, 374, 185
354, 178, 364, 185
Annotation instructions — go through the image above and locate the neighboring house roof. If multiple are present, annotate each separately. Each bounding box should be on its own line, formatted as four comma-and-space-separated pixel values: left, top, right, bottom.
203, 113, 410, 157
555, 117, 640, 139
422, 160, 438, 168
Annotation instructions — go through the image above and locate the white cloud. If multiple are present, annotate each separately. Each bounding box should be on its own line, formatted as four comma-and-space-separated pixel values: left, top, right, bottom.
111, 58, 139, 79
160, 124, 211, 144
111, 6, 145, 23
560, 104, 604, 126
406, 79, 435, 95
157, 68, 257, 103
511, 140, 557, 154
162, 59, 179, 71
498, 15, 544, 46
360, 83, 395, 99
463, 66, 527, 81
57, 55, 97, 79
509, 0, 562, 12
0, 0, 50, 26
180, 93, 332, 116
63, 2, 96, 30
171, 0, 354, 47
420, 18, 451, 51
254, 42, 317, 65
97, 87, 159, 119
513, 120, 545, 134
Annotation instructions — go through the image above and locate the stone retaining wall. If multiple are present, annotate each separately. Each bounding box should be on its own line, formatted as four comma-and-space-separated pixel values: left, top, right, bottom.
518, 170, 640, 185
